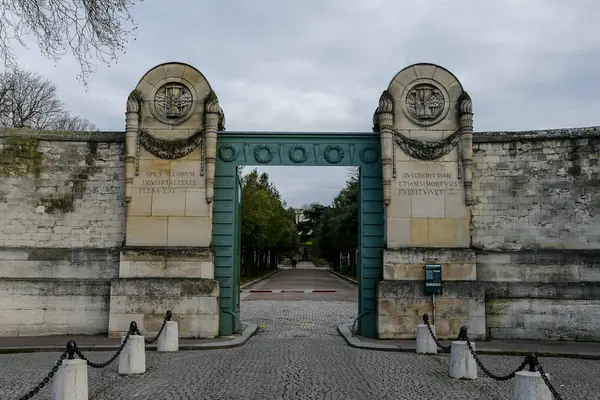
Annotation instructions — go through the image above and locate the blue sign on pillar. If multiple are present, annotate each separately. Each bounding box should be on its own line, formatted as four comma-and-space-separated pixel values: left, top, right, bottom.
424, 264, 442, 295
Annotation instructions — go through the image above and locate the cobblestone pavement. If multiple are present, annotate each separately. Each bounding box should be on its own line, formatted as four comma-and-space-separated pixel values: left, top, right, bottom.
2, 301, 599, 399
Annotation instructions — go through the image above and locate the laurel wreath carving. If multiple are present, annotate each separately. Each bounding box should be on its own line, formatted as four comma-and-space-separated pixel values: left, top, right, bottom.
218, 143, 239, 162
359, 147, 379, 164
392, 129, 459, 161
254, 144, 274, 164
138, 129, 204, 159
289, 144, 309, 163
323, 145, 344, 164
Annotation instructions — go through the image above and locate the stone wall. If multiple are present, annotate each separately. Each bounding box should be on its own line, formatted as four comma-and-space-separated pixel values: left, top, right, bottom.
471, 128, 600, 251
470, 129, 600, 340
0, 130, 126, 248
0, 130, 125, 336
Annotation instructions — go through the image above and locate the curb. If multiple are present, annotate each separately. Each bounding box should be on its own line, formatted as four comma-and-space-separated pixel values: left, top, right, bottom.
337, 324, 600, 360
327, 268, 358, 285
0, 323, 259, 355
240, 268, 283, 290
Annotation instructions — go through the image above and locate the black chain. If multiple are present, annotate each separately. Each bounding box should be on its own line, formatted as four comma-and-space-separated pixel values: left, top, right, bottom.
17, 351, 67, 400
75, 331, 131, 368
465, 336, 527, 381
425, 320, 451, 351
145, 311, 172, 344
422, 314, 451, 351
537, 359, 564, 400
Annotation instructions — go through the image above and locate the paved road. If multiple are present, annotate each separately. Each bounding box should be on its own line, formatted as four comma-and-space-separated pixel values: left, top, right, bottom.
2, 265, 599, 399
241, 262, 357, 302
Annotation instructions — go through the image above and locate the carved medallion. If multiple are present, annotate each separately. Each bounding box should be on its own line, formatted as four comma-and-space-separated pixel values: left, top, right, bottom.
405, 84, 445, 123
154, 82, 194, 124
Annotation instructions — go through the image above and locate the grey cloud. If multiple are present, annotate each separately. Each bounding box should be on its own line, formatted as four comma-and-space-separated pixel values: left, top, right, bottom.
6, 0, 600, 204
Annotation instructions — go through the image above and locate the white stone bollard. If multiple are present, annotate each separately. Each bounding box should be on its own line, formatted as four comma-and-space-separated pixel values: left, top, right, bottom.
118, 333, 146, 375
449, 341, 477, 379
416, 324, 437, 354
52, 359, 88, 400
514, 371, 552, 400
157, 321, 179, 352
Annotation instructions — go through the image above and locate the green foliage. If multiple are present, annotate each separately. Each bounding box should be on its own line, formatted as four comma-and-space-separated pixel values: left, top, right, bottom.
241, 169, 300, 273
311, 171, 359, 265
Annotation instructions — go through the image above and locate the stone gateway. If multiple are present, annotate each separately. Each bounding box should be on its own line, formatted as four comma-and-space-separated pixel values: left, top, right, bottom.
0, 62, 598, 341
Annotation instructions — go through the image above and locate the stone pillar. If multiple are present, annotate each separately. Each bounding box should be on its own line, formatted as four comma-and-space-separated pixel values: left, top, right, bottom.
124, 90, 141, 203
204, 91, 222, 204
109, 62, 221, 340
458, 92, 474, 206
377, 90, 394, 206
376, 64, 485, 342
52, 359, 88, 400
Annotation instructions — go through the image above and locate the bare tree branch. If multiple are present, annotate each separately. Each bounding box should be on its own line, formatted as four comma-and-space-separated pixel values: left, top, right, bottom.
50, 112, 97, 131
0, 0, 144, 86
0, 66, 96, 130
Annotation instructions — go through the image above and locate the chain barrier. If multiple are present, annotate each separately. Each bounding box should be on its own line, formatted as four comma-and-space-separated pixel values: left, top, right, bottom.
15, 319, 142, 399
422, 313, 451, 351
536, 356, 564, 400
16, 351, 68, 400
74, 327, 132, 369
463, 331, 528, 381
145, 310, 172, 344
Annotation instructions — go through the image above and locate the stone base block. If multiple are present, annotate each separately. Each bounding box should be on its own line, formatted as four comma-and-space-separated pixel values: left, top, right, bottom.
383, 248, 476, 281
108, 278, 219, 338
119, 247, 213, 279
377, 280, 486, 340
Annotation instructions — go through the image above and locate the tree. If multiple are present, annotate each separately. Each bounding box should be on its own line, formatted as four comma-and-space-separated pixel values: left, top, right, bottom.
0, 0, 143, 85
240, 169, 300, 275
0, 67, 96, 130
312, 171, 359, 275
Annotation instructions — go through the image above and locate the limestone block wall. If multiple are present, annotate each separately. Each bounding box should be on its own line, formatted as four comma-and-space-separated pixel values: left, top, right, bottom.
0, 279, 110, 336
0, 131, 126, 247
471, 128, 600, 340
0, 129, 125, 335
108, 278, 219, 338
479, 251, 600, 340
471, 130, 600, 251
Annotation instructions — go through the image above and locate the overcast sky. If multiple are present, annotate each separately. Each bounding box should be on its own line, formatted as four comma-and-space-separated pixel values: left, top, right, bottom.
10, 0, 600, 208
